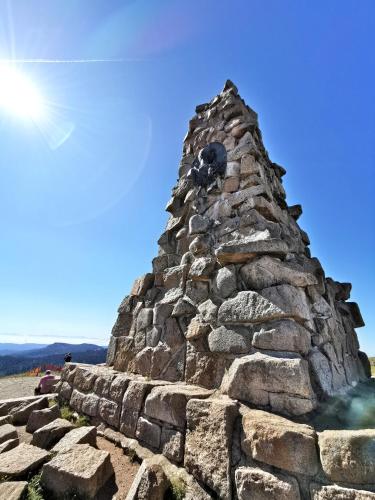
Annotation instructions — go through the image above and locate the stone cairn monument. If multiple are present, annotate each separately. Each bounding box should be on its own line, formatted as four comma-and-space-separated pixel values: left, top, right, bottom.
58, 81, 374, 499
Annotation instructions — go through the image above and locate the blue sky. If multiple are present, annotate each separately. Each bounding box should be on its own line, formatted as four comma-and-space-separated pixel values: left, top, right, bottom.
0, 0, 374, 354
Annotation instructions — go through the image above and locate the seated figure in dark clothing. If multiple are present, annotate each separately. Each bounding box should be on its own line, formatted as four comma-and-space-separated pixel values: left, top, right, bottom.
64, 352, 72, 363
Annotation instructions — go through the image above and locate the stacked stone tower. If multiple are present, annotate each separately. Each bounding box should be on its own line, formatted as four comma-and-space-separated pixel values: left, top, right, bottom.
106, 80, 369, 417
58, 82, 374, 499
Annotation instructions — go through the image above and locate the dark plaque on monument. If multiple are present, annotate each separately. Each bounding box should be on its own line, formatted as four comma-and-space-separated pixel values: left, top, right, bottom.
187, 142, 227, 187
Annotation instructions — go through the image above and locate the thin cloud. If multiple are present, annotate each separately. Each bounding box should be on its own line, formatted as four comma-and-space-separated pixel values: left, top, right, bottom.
0, 332, 108, 342
0, 58, 140, 64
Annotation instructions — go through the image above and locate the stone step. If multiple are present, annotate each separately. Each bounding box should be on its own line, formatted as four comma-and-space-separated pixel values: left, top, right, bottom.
0, 481, 28, 500
0, 424, 18, 445
31, 418, 75, 449
0, 442, 50, 477
11, 397, 49, 425
41, 443, 114, 499
0, 395, 51, 419
52, 425, 97, 453
26, 403, 61, 433
0, 438, 19, 454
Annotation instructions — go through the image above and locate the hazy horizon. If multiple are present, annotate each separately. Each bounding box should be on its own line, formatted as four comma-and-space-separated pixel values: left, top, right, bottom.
0, 332, 109, 346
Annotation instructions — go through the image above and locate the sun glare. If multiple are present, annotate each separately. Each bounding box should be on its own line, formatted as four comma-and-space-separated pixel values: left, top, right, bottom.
0, 65, 45, 120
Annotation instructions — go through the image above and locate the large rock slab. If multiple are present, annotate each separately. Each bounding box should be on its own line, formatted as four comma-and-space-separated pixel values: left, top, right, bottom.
310, 483, 375, 499
218, 291, 287, 325
74, 366, 98, 393
345, 302, 365, 328
235, 467, 301, 500
136, 417, 161, 449
184, 398, 238, 500
120, 381, 150, 438
198, 299, 218, 324
241, 409, 319, 475
186, 317, 211, 341
120, 380, 169, 438
81, 393, 100, 417
144, 385, 212, 429
0, 424, 17, 445
109, 373, 133, 402
41, 443, 114, 499
309, 350, 335, 396
189, 257, 215, 281
26, 404, 61, 433
240, 256, 317, 289
0, 481, 28, 500
160, 428, 184, 463
126, 460, 169, 500
59, 381, 73, 401
216, 265, 237, 298
215, 237, 288, 264
189, 214, 210, 235
208, 325, 253, 353
93, 369, 117, 397
70, 389, 84, 412
0, 443, 50, 477
319, 429, 375, 485
137, 307, 154, 330
252, 319, 311, 355
31, 418, 75, 449
98, 398, 121, 427
106, 336, 118, 365
0, 438, 19, 454
52, 426, 97, 453
10, 397, 49, 425
185, 348, 231, 389
0, 395, 48, 417
260, 284, 312, 323
222, 352, 317, 416
131, 273, 154, 297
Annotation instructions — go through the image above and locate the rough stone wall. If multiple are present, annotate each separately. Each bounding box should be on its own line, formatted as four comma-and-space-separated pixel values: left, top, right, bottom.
106, 80, 369, 418
57, 363, 375, 499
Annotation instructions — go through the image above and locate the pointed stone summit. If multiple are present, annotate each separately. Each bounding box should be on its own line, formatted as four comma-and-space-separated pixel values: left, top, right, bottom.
106, 80, 369, 416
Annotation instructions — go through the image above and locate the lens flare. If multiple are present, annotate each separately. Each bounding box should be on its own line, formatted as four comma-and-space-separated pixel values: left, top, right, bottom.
0, 64, 45, 120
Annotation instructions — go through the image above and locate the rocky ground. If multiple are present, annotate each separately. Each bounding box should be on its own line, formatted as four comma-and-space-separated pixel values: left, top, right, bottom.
96, 436, 139, 499
0, 392, 141, 499
0, 376, 39, 399
16, 426, 139, 499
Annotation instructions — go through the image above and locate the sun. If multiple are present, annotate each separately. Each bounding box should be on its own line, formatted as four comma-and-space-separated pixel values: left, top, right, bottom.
0, 65, 45, 120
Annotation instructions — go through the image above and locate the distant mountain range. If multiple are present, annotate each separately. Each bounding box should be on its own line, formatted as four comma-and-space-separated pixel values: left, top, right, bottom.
0, 343, 48, 355
0, 342, 107, 376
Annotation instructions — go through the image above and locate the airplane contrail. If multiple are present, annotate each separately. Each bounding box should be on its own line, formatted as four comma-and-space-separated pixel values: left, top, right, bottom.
0, 58, 139, 64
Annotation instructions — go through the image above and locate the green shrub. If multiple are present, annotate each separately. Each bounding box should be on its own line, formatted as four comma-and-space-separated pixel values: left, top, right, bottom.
60, 405, 74, 421
27, 472, 44, 500
59, 405, 89, 427
170, 476, 186, 500
26, 472, 89, 500
75, 415, 90, 427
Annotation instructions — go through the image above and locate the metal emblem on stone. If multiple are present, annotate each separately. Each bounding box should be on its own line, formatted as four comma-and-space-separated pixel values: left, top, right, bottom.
187, 142, 227, 187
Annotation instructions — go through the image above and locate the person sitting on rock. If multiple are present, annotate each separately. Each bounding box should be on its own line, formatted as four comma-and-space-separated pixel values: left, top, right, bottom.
34, 370, 55, 395
64, 352, 72, 363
